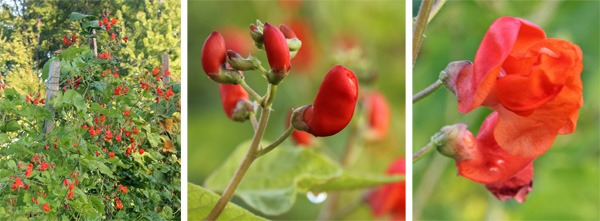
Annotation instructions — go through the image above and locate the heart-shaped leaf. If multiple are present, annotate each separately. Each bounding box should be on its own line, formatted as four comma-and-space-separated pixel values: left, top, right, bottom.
204, 141, 404, 216
188, 182, 265, 220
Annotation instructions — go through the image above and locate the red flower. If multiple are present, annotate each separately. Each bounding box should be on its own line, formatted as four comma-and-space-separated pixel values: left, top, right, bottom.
485, 163, 533, 203
367, 158, 405, 220
363, 91, 391, 140
263, 23, 290, 84
111, 18, 117, 25
68, 191, 75, 199
219, 83, 249, 120
296, 65, 358, 136
116, 200, 123, 209
201, 31, 227, 79
139, 149, 144, 154
109, 152, 115, 158
123, 37, 128, 43
448, 17, 583, 158
124, 110, 130, 117
103, 17, 108, 25
43, 203, 50, 212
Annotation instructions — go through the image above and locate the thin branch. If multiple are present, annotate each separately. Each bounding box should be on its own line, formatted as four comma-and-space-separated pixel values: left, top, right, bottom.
413, 0, 435, 65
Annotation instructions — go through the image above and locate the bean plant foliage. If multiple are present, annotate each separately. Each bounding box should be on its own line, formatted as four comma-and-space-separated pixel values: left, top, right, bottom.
0, 11, 181, 219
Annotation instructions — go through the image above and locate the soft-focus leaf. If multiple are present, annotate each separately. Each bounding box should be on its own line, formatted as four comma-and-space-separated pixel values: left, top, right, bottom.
205, 141, 405, 215
188, 182, 266, 220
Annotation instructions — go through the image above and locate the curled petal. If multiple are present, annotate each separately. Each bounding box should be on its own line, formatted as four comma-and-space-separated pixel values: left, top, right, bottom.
485, 163, 534, 203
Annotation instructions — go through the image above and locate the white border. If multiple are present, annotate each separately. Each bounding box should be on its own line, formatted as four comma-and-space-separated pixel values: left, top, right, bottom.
180, 0, 188, 219
405, 1, 414, 221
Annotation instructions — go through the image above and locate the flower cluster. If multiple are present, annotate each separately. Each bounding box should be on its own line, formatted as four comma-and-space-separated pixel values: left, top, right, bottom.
439, 17, 583, 202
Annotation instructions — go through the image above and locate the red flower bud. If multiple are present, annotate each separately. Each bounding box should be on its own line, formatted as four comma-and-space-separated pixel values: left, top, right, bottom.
294, 65, 358, 136
201, 31, 227, 78
43, 203, 50, 212
219, 84, 249, 120
263, 23, 290, 84
279, 24, 297, 39
363, 91, 391, 140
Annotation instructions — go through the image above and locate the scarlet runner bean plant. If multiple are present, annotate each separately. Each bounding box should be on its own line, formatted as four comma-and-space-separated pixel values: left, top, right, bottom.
0, 10, 181, 219
192, 19, 404, 220
412, 0, 586, 215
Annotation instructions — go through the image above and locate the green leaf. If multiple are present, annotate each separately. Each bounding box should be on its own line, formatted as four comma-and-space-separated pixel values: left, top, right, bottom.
1, 121, 20, 132
90, 81, 107, 93
0, 133, 9, 144
188, 183, 266, 220
205, 141, 404, 216
69, 12, 95, 22
97, 162, 114, 178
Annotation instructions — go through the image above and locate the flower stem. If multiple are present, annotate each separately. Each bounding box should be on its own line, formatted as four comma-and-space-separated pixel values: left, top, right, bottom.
206, 84, 276, 220
413, 141, 434, 164
412, 79, 442, 103
256, 125, 294, 157
413, 0, 435, 65
240, 80, 261, 103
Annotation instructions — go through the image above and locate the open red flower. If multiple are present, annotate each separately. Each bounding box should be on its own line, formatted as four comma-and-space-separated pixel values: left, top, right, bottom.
43, 203, 50, 212
367, 158, 405, 220
449, 17, 583, 158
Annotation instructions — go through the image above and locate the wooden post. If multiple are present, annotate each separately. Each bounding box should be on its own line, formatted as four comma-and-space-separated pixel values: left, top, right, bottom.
161, 54, 170, 86
89, 29, 97, 55
43, 60, 60, 134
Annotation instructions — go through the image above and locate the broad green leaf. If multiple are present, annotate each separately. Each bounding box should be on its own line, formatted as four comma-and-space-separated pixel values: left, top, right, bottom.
188, 183, 266, 220
1, 121, 20, 132
69, 12, 95, 21
205, 141, 404, 216
0, 133, 9, 144
91, 81, 107, 93
97, 162, 115, 178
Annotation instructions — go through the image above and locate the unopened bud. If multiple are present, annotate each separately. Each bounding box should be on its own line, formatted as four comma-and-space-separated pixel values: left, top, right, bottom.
441, 60, 473, 101
227, 50, 259, 71
434, 123, 473, 162
250, 22, 264, 49
231, 99, 257, 122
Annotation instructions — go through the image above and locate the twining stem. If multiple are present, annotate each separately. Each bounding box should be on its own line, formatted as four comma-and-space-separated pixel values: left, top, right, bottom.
206, 84, 278, 220
256, 125, 294, 157
412, 79, 442, 103
412, 0, 435, 65
240, 80, 261, 102
413, 141, 434, 164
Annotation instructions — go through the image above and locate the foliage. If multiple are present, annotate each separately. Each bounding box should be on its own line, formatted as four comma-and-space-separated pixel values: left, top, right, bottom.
0, 9, 181, 219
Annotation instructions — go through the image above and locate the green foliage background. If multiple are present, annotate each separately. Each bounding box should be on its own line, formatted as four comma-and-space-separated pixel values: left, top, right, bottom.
188, 1, 405, 219
0, 0, 181, 94
412, 1, 600, 220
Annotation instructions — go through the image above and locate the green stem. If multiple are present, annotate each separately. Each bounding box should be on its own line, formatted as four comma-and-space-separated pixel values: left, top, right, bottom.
206, 84, 277, 220
427, 0, 447, 24
412, 79, 442, 104
413, 0, 435, 65
240, 80, 261, 103
256, 125, 294, 157
413, 141, 434, 164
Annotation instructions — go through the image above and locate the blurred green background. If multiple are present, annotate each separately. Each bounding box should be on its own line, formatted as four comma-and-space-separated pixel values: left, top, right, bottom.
189, 1, 405, 219
413, 0, 600, 220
